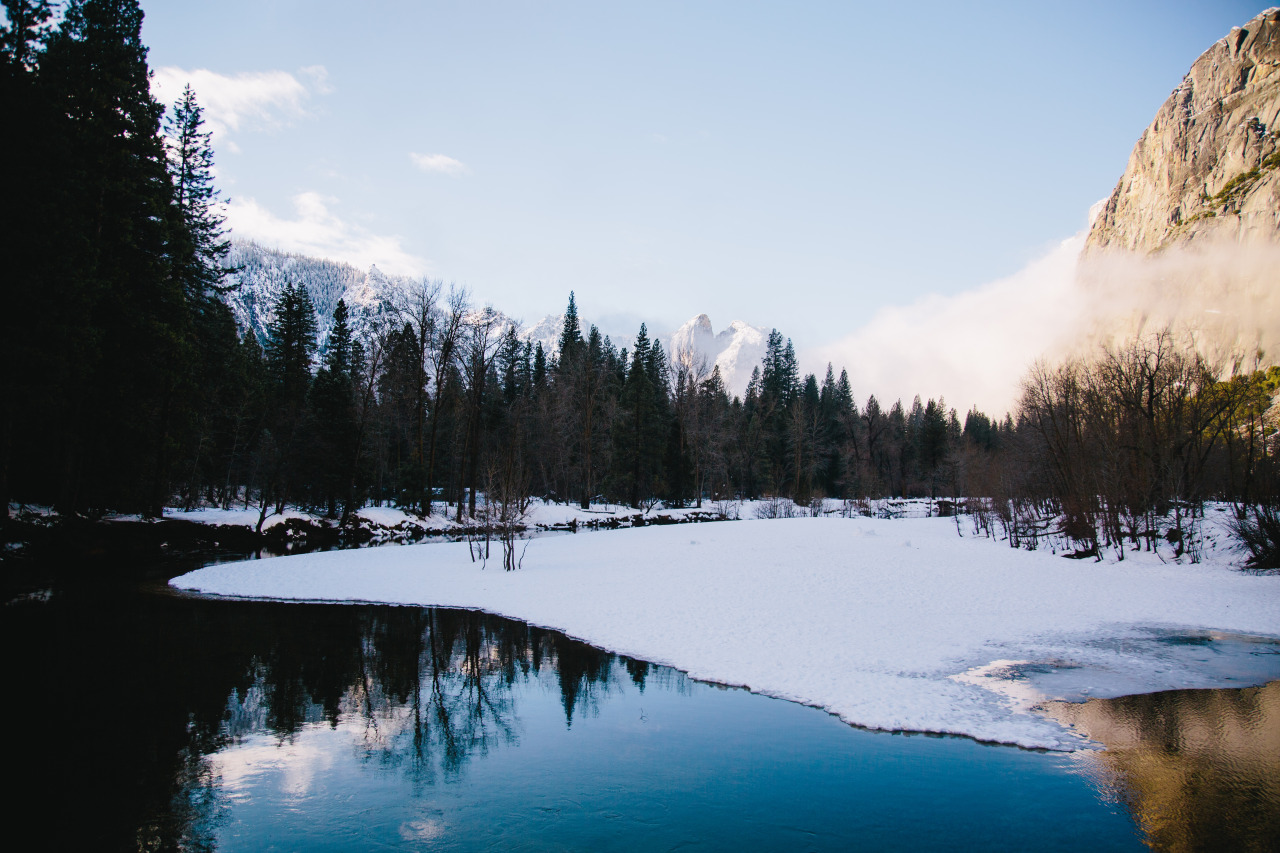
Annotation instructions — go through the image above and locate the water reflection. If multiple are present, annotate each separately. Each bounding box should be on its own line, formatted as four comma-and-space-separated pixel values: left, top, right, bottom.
1046, 682, 1280, 851
9, 577, 1273, 851
5, 586, 623, 851
217, 606, 621, 770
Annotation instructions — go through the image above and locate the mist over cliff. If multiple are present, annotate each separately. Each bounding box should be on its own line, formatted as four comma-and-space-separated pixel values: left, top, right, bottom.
813, 8, 1280, 415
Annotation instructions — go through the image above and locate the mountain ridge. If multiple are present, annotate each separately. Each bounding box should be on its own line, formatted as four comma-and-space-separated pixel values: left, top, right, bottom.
220, 243, 769, 392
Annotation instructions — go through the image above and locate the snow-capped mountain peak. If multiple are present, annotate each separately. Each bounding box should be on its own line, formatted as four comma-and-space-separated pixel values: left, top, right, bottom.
667, 315, 766, 398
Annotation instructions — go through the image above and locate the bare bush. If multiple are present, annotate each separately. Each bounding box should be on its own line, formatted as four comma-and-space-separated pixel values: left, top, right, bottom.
1231, 505, 1280, 571
713, 497, 741, 520
753, 497, 797, 519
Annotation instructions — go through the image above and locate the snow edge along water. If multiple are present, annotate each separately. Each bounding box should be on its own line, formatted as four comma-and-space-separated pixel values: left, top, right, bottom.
168, 513, 1280, 751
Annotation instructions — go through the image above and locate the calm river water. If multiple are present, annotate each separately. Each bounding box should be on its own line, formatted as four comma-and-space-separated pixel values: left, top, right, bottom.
5, 555, 1277, 851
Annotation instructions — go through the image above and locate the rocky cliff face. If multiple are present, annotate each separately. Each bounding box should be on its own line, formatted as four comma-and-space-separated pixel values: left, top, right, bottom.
1085, 7, 1280, 254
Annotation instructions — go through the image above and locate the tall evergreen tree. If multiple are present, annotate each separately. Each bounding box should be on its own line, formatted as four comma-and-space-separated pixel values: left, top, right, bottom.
311, 300, 359, 517
266, 283, 319, 409
33, 0, 193, 512
165, 84, 231, 301
262, 282, 317, 508
556, 291, 585, 371
616, 325, 667, 507
0, 0, 58, 518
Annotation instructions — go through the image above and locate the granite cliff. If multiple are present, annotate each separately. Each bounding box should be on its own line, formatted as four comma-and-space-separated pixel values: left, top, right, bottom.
1085, 7, 1280, 254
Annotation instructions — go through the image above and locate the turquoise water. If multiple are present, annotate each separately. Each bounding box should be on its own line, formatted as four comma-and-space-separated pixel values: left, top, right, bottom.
6, 581, 1149, 851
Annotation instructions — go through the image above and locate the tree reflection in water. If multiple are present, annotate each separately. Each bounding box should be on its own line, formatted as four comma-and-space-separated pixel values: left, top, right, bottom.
1045, 681, 1280, 851
8, 581, 1274, 851
218, 605, 624, 782
5, 587, 630, 851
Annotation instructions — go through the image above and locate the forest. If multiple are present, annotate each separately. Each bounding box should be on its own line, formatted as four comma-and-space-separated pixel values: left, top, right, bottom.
2, 0, 1277, 565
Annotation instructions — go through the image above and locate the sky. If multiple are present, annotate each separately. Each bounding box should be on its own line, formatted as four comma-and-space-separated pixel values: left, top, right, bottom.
140, 0, 1272, 411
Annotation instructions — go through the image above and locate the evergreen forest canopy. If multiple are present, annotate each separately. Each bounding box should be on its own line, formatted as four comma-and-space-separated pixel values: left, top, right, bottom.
2, 0, 1277, 565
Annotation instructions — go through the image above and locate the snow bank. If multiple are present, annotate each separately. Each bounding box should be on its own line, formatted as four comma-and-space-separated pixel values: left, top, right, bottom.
164, 506, 314, 529
170, 516, 1280, 749
163, 498, 722, 539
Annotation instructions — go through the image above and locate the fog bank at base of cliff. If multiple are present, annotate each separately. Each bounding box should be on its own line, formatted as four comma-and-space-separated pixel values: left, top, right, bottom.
806, 235, 1280, 418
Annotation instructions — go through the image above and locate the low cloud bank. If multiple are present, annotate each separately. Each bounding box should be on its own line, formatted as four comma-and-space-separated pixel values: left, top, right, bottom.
226, 192, 430, 279
808, 231, 1280, 417
808, 235, 1085, 417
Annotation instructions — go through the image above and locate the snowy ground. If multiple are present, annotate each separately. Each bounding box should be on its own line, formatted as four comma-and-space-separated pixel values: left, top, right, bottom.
160, 497, 724, 540
171, 513, 1280, 750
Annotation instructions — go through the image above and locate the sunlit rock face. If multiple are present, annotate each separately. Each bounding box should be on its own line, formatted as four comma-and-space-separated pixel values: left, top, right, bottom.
1044, 681, 1280, 851
1072, 9, 1280, 365
1085, 8, 1280, 255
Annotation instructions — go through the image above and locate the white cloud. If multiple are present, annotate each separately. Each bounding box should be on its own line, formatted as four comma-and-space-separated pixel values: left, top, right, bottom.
297, 64, 333, 95
409, 152, 470, 176
807, 235, 1086, 418
151, 66, 329, 142
225, 192, 430, 278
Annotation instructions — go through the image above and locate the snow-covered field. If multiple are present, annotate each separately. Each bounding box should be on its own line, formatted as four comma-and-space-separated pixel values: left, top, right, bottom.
171, 513, 1280, 750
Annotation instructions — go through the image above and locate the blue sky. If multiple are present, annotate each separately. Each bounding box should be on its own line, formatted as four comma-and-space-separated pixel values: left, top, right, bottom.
142, 0, 1267, 359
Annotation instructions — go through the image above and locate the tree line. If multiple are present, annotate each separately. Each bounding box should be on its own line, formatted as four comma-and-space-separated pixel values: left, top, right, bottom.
1010, 333, 1279, 563
2, 0, 239, 516
147, 276, 1280, 570
3, 1, 1276, 568
158, 280, 1031, 525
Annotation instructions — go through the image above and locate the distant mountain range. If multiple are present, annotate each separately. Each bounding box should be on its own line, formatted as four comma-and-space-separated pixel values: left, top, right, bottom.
220, 241, 768, 396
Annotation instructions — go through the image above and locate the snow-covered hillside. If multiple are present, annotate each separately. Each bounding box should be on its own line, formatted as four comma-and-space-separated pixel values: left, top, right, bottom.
222, 241, 410, 352
517, 313, 563, 357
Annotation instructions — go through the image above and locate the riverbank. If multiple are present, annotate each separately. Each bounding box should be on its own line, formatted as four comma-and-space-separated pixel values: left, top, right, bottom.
2, 498, 729, 580
171, 514, 1280, 750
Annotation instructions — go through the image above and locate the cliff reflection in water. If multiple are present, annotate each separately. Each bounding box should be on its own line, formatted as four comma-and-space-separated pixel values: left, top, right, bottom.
1046, 681, 1280, 852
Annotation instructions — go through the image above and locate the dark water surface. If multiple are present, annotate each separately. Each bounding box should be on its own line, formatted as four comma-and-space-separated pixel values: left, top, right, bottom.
3, 562, 1270, 852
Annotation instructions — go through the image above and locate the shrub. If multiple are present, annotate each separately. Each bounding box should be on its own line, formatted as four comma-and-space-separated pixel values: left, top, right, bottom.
753, 497, 796, 519
1230, 505, 1280, 571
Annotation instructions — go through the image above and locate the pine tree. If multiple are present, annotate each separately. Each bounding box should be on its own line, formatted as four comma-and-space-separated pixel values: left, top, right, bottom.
33, 0, 194, 512
263, 282, 318, 508
556, 291, 585, 371
613, 324, 674, 507
266, 283, 319, 409
532, 342, 548, 394
573, 325, 613, 508
0, 0, 58, 518
497, 325, 523, 404
862, 395, 886, 496
919, 398, 950, 499
311, 300, 358, 517
0, 0, 54, 70
165, 83, 231, 301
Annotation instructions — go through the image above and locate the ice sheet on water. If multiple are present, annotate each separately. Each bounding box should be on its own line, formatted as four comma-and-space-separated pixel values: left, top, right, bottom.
954, 629, 1280, 725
